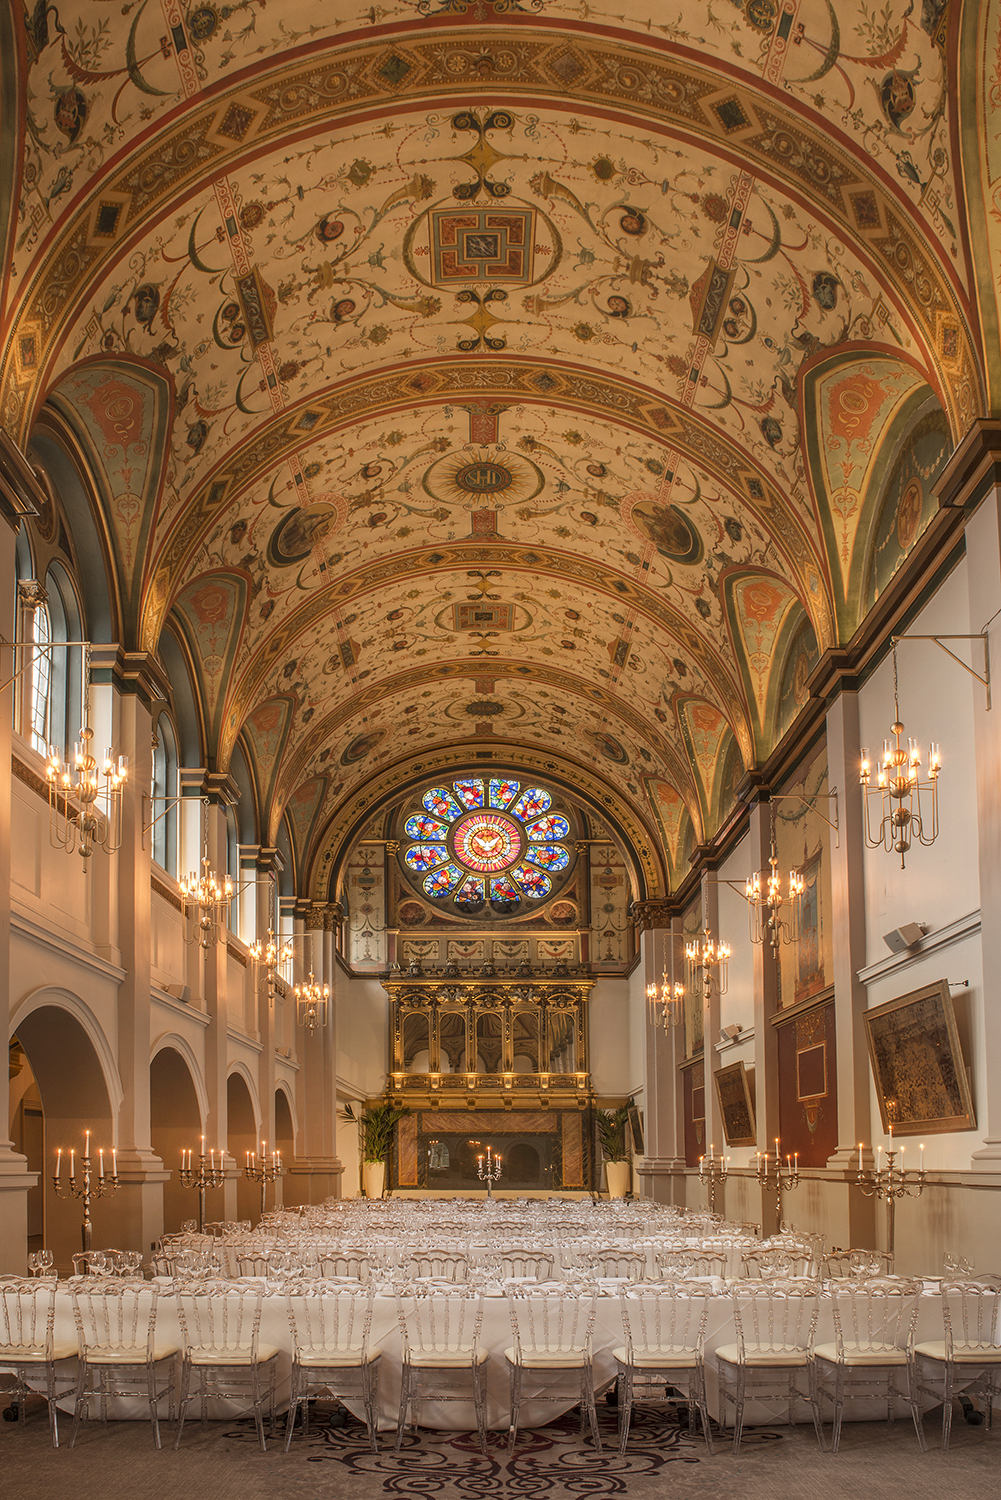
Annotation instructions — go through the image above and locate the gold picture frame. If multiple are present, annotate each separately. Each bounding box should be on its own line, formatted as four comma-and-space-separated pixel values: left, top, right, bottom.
713, 1060, 756, 1147
863, 979, 976, 1136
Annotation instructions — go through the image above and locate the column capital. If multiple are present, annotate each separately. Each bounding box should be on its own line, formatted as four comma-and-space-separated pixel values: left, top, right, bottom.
630, 898, 674, 932
936, 417, 1001, 511
179, 768, 240, 806
89, 646, 173, 712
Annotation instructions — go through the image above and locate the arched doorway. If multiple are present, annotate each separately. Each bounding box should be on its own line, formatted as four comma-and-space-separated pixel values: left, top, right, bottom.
150, 1047, 203, 1233
227, 1071, 259, 1226
275, 1088, 295, 1208
12, 1001, 115, 1273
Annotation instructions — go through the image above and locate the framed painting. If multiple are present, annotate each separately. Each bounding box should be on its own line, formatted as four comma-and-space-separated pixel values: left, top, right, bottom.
863, 980, 976, 1136
627, 1105, 645, 1156
713, 1060, 756, 1147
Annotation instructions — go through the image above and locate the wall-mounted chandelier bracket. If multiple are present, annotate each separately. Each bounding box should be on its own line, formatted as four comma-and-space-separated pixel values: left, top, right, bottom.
891, 633, 990, 710
0, 637, 90, 694
767, 791, 840, 845
141, 793, 208, 847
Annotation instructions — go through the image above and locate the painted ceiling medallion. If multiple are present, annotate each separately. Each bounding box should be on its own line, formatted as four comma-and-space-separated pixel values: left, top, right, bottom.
423, 447, 544, 507
452, 811, 523, 871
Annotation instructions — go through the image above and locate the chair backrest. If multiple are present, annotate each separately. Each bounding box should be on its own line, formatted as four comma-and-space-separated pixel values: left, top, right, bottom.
941, 1277, 1001, 1354
0, 1277, 55, 1356
235, 1251, 290, 1279
175, 1280, 263, 1357
581, 1250, 648, 1280
397, 1290, 483, 1359
655, 1249, 727, 1279
830, 1281, 922, 1355
498, 1252, 555, 1280
822, 1248, 894, 1280
733, 1283, 819, 1355
72, 1279, 157, 1357
741, 1248, 812, 1281
315, 1250, 373, 1280
508, 1289, 596, 1360
402, 1251, 469, 1282
287, 1284, 373, 1357
621, 1289, 709, 1358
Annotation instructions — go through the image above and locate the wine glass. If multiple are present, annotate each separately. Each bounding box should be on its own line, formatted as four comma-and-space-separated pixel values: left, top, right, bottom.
27, 1249, 54, 1277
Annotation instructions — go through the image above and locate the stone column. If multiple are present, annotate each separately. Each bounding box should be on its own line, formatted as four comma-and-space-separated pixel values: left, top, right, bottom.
940, 421, 1001, 1169
748, 796, 783, 1236
0, 437, 42, 1272
631, 902, 684, 1202
94, 650, 172, 1257
284, 902, 342, 1206
823, 683, 877, 1248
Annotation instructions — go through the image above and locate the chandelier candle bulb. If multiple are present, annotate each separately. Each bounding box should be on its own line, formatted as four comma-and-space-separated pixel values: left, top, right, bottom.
55, 1148, 61, 1181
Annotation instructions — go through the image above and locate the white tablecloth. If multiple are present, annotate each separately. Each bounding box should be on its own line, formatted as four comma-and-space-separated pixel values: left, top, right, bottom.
12, 1284, 949, 1433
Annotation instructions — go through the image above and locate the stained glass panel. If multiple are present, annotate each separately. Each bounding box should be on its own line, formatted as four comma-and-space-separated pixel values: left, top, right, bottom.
423, 864, 463, 897
454, 875, 486, 906
525, 815, 570, 842
523, 844, 570, 871
489, 778, 520, 809
490, 875, 521, 902
452, 778, 485, 810
405, 844, 450, 872
513, 865, 552, 898
422, 787, 464, 821
404, 813, 450, 841
512, 788, 551, 821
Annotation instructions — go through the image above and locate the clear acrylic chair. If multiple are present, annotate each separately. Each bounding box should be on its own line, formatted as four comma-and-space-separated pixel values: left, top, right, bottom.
315, 1249, 374, 1280
0, 1276, 80, 1446
174, 1280, 279, 1452
70, 1278, 177, 1448
285, 1282, 382, 1452
396, 1288, 488, 1455
812, 1279, 926, 1453
616, 1288, 713, 1454
580, 1250, 648, 1280
716, 1281, 824, 1453
912, 1276, 1001, 1449
741, 1247, 813, 1280
822, 1249, 895, 1280
401, 1250, 469, 1282
497, 1251, 555, 1280
655, 1248, 727, 1280
505, 1288, 600, 1453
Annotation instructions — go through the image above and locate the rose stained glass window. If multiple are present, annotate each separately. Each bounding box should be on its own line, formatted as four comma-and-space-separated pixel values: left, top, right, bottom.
399, 774, 574, 916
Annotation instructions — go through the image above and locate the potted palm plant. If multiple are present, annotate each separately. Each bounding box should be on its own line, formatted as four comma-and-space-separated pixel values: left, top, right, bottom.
359, 1100, 409, 1199
595, 1104, 633, 1199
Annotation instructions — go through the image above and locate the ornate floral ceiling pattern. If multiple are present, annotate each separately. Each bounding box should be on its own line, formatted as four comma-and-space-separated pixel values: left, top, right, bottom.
3, 0, 993, 897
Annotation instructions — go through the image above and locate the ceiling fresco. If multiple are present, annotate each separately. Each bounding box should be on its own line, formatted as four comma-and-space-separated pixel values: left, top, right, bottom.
2, 0, 993, 898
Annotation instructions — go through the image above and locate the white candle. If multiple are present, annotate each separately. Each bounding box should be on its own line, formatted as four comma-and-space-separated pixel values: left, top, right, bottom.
56, 1148, 61, 1181
85, 1129, 90, 1157
70, 1148, 75, 1181
112, 1147, 116, 1176
99, 1148, 105, 1180
888, 1122, 893, 1142
858, 1142, 863, 1172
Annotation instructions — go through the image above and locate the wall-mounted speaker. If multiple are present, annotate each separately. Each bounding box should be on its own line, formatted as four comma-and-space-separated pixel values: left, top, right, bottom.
882, 923, 925, 954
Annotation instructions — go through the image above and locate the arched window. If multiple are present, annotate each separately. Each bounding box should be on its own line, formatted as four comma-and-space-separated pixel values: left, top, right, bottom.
44, 562, 83, 758
27, 596, 51, 756
152, 713, 178, 874
226, 804, 239, 932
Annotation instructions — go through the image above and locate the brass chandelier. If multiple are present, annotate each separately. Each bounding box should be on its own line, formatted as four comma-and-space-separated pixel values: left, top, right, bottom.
860, 643, 940, 868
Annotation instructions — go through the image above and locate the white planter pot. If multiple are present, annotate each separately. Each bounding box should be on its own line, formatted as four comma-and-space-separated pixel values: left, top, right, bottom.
604, 1160, 632, 1199
362, 1160, 386, 1199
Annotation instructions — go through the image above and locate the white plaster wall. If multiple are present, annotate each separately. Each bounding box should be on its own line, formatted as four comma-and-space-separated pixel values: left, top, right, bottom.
718, 830, 754, 1038
588, 975, 632, 1095
858, 561, 979, 948
337, 974, 390, 1098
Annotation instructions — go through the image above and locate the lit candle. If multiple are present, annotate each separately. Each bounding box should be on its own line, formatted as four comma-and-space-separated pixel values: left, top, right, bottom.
496, 1155, 502, 1167
699, 1155, 704, 1167
246, 1150, 251, 1167
858, 1142, 863, 1172
709, 1143, 714, 1160
99, 1148, 105, 1180
112, 1147, 116, 1177
70, 1148, 75, 1181
56, 1148, 61, 1181
478, 1154, 483, 1167
794, 1153, 799, 1167
888, 1122, 893, 1143
85, 1129, 91, 1158
201, 1133, 205, 1158
920, 1143, 925, 1168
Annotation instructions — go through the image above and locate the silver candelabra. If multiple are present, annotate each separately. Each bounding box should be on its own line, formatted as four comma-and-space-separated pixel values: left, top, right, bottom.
179, 1138, 226, 1232
855, 1137, 925, 1257
244, 1142, 284, 1217
477, 1145, 503, 1200
53, 1131, 119, 1252
698, 1146, 728, 1214
756, 1141, 800, 1222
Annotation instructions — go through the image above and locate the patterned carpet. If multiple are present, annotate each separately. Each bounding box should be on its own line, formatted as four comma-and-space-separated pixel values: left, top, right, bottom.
225, 1404, 770, 1497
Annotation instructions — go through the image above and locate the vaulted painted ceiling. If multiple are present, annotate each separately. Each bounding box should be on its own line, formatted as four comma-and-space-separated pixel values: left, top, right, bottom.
2, 0, 995, 897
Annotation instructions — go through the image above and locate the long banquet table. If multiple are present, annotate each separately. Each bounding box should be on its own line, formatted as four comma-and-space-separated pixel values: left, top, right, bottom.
31, 1279, 951, 1434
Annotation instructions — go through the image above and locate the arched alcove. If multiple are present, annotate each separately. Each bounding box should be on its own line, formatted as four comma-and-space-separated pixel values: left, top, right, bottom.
150, 1046, 203, 1234
227, 1070, 260, 1225
12, 1003, 114, 1273
275, 1088, 296, 1207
